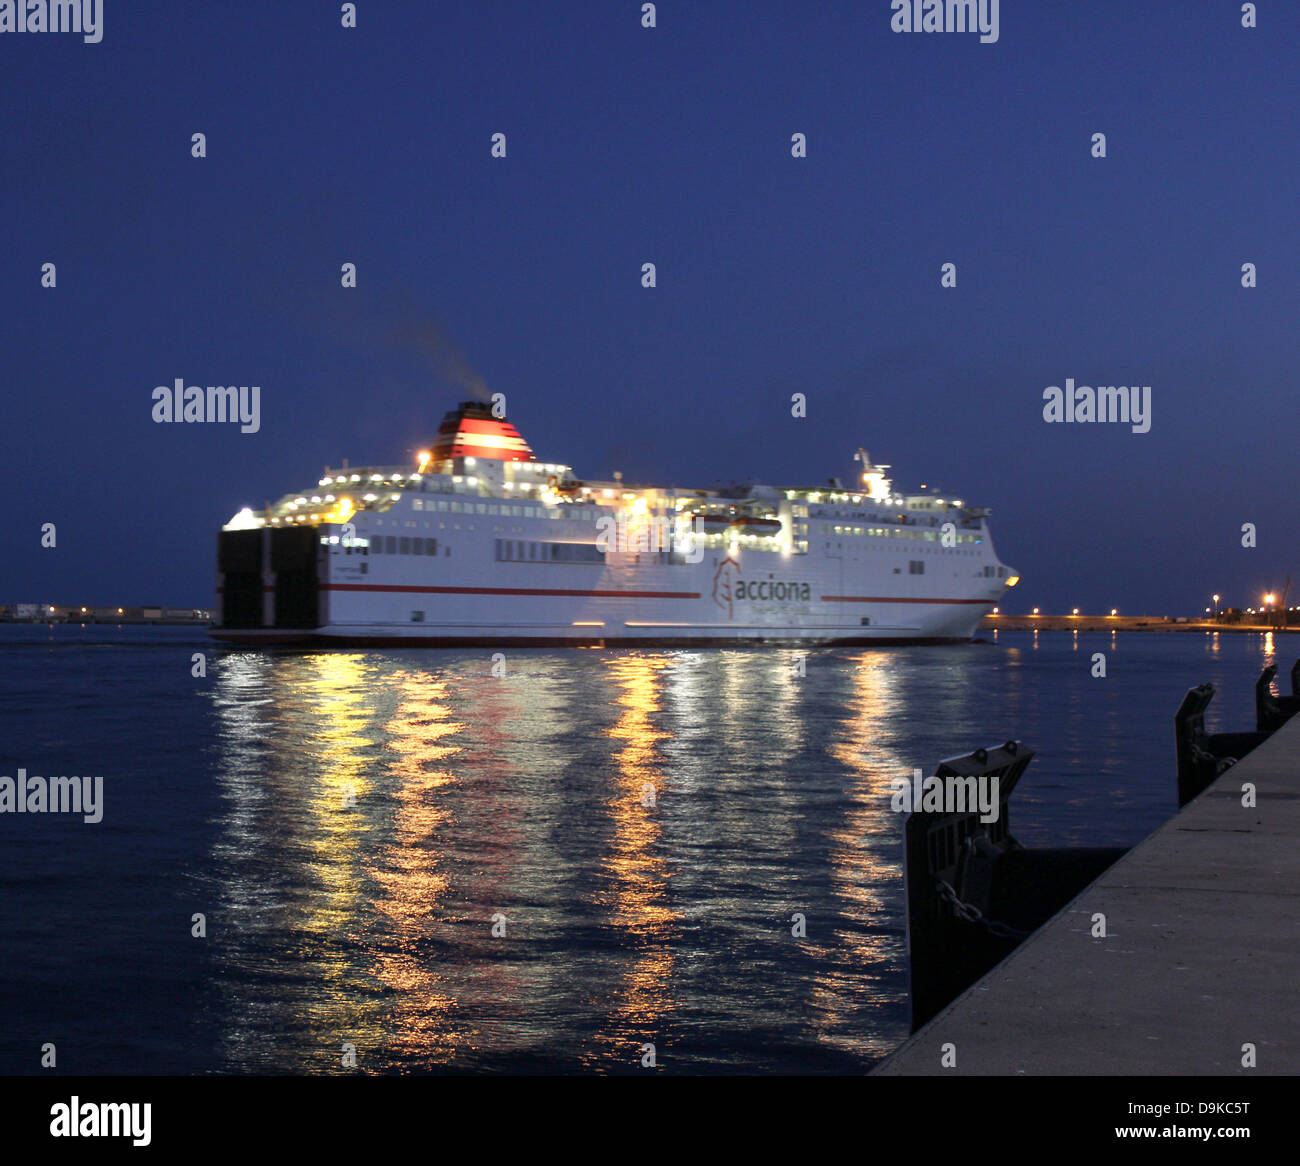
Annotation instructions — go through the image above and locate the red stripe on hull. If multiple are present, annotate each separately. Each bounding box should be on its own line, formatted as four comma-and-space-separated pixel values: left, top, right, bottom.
321, 583, 702, 599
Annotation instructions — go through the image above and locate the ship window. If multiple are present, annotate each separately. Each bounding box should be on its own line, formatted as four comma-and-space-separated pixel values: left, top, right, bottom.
412, 539, 423, 555
909, 560, 925, 574
425, 538, 437, 555
385, 536, 396, 554
411, 611, 424, 622
399, 537, 410, 554
371, 539, 382, 554
413, 499, 423, 510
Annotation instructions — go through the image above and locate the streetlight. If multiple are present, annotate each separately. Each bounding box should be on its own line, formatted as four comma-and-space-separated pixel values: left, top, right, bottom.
1212, 593, 1220, 617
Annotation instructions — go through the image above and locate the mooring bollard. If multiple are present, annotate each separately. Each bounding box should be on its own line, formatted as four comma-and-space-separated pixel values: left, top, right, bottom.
1255, 663, 1300, 733
903, 742, 1126, 1032
1174, 684, 1272, 807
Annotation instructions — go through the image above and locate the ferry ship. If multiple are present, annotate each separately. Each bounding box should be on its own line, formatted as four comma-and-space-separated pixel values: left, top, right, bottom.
212, 402, 1018, 646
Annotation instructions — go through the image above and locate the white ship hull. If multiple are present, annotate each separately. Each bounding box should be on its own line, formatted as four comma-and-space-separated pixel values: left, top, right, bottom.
213, 402, 1016, 647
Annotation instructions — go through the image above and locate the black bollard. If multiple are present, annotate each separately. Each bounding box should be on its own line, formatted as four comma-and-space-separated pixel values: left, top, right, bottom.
1255, 664, 1300, 732
1175, 684, 1271, 807
903, 742, 1125, 1032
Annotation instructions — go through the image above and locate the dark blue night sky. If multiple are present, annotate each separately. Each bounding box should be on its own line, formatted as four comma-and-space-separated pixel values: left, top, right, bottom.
2, 1, 1296, 614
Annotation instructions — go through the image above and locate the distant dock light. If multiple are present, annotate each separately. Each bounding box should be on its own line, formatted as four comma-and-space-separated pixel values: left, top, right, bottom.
1032, 608, 1040, 615
1110, 609, 1118, 616
991, 607, 999, 615
1071, 608, 1080, 616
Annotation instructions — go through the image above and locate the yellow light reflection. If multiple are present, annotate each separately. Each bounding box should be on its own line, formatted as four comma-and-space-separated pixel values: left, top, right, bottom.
365, 669, 467, 1061
587, 654, 678, 1064
211, 651, 386, 1071
815, 652, 909, 1057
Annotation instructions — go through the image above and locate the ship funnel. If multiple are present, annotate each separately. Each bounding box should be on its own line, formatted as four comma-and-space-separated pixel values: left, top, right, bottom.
430, 401, 536, 463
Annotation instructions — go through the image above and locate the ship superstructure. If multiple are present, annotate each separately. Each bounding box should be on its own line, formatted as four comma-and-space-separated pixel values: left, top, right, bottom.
213, 402, 1018, 645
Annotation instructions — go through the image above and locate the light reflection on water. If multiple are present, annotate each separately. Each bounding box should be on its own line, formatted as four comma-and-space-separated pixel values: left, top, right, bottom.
192, 632, 1285, 1073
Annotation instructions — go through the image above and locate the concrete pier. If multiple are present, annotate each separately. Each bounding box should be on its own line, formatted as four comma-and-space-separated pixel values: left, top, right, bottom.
980, 614, 1296, 633
872, 713, 1300, 1075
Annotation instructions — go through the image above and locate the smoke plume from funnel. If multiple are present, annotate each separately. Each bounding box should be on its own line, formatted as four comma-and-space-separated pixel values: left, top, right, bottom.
385, 292, 491, 403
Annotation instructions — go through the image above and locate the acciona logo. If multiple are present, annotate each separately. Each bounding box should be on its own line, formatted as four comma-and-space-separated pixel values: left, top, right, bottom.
0, 0, 103, 43
735, 578, 812, 603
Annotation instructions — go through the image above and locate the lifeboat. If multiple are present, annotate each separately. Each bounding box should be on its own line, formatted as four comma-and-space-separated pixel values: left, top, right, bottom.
546, 475, 583, 496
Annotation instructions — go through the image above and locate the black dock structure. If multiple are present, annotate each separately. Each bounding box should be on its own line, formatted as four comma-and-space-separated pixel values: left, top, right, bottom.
903, 743, 1125, 1032
876, 666, 1300, 1075
1256, 664, 1300, 733
1175, 684, 1271, 807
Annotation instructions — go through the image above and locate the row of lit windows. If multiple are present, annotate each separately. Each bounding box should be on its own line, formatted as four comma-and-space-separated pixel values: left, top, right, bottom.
414, 498, 606, 520
372, 536, 440, 556
830, 524, 980, 543
495, 539, 605, 564
827, 542, 986, 556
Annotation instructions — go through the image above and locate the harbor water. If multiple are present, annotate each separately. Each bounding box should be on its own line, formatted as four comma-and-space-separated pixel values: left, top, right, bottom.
0, 626, 1282, 1074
